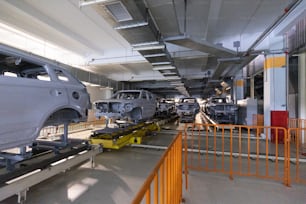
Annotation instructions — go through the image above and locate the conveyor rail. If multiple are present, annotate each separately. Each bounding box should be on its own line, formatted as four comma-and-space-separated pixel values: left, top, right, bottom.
0, 142, 101, 203
90, 122, 160, 149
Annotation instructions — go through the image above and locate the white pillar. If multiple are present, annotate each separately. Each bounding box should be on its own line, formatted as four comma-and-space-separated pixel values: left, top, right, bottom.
263, 53, 287, 127
298, 52, 306, 144
298, 52, 306, 119
250, 77, 255, 99
234, 78, 244, 102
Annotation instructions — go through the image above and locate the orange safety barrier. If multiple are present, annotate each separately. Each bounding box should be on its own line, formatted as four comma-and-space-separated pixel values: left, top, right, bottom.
253, 114, 264, 126
132, 132, 183, 204
288, 118, 306, 144
288, 118, 306, 129
252, 114, 264, 134
288, 128, 306, 185
184, 124, 291, 187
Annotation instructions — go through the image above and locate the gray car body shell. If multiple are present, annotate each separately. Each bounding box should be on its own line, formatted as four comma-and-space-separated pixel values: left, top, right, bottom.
0, 44, 91, 151
176, 97, 200, 117
94, 90, 156, 122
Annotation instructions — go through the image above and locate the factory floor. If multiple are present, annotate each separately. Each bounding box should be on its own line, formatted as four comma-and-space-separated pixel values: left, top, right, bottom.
1, 119, 306, 204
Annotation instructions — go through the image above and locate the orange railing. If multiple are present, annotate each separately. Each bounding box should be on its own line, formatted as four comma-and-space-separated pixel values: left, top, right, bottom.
288, 118, 306, 145
184, 124, 291, 187
289, 118, 306, 129
288, 128, 306, 185
132, 132, 183, 204
253, 114, 264, 126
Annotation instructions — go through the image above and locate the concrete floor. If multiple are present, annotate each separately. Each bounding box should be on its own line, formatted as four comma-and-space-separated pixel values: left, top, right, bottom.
1, 118, 306, 203
1, 147, 163, 204
185, 170, 306, 204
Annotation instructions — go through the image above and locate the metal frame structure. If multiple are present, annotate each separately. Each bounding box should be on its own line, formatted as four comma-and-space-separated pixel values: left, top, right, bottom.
0, 144, 101, 203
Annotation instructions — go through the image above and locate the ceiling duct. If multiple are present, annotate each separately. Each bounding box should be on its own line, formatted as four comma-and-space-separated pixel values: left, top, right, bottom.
92, 0, 188, 96
105, 1, 133, 22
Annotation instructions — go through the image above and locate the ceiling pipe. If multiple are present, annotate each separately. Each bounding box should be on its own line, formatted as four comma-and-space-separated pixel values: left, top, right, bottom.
184, 0, 187, 36
79, 0, 111, 7
245, 0, 303, 55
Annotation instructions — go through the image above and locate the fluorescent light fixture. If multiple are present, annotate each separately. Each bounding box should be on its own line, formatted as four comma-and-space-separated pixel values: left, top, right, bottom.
217, 57, 241, 63
143, 53, 166, 58
79, 0, 110, 7
163, 76, 180, 79
114, 21, 148, 30
151, 62, 171, 66
152, 65, 176, 71
171, 83, 184, 86
81, 81, 100, 87
132, 41, 159, 47
133, 44, 165, 51
170, 81, 183, 85
163, 72, 178, 76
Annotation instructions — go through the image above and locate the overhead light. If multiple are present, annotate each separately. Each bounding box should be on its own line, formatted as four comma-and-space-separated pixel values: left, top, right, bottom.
132, 44, 165, 51
81, 81, 100, 87
170, 82, 184, 86
79, 0, 110, 7
132, 41, 159, 47
163, 72, 177, 76
170, 81, 183, 85
152, 65, 176, 71
114, 21, 148, 30
151, 61, 171, 66
217, 57, 241, 63
163, 76, 180, 80
143, 53, 166, 58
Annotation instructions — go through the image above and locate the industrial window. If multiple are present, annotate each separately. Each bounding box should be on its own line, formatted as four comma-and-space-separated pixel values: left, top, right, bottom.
141, 92, 147, 99
54, 69, 69, 82
0, 53, 50, 81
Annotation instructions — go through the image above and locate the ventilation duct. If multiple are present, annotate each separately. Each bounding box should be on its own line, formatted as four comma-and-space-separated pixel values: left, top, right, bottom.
104, 1, 133, 22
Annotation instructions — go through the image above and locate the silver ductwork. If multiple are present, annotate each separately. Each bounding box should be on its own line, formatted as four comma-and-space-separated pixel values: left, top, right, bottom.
89, 0, 189, 96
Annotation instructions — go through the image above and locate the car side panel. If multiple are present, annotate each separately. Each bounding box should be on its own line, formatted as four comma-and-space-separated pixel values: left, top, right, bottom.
0, 76, 68, 150
142, 97, 156, 119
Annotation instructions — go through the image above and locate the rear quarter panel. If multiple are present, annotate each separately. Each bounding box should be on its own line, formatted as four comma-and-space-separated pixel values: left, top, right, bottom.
0, 76, 68, 150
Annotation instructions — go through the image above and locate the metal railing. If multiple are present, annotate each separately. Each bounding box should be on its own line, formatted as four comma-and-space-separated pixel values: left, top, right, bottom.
132, 132, 183, 204
184, 124, 292, 187
288, 128, 306, 185
39, 120, 105, 138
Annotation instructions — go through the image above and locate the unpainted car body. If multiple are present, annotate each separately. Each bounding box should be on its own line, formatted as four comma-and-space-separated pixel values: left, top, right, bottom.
156, 99, 176, 117
176, 97, 200, 120
94, 90, 156, 122
205, 97, 238, 124
0, 44, 91, 151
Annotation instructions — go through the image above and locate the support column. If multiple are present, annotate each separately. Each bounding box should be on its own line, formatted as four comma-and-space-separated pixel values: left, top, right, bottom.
250, 77, 255, 99
233, 77, 244, 103
298, 52, 306, 144
263, 53, 287, 127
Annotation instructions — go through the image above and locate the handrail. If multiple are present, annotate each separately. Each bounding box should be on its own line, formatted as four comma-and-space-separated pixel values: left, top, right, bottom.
184, 123, 292, 187
132, 132, 182, 204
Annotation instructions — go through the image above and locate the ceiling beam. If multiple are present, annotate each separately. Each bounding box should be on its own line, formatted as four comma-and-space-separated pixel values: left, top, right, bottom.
4, 0, 103, 52
165, 35, 236, 58
204, 0, 223, 39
